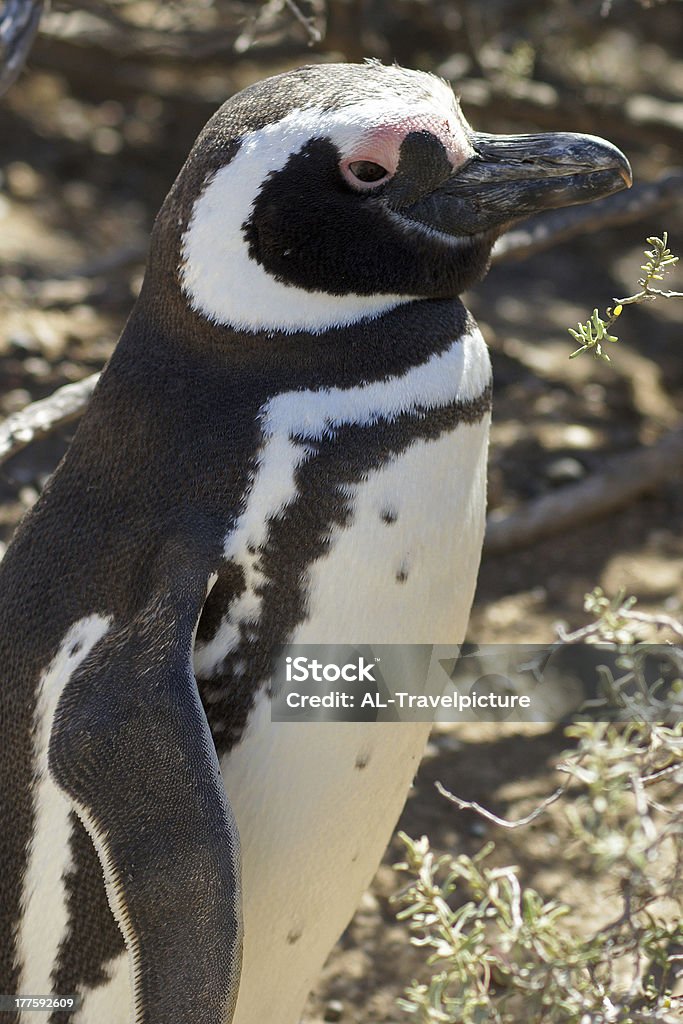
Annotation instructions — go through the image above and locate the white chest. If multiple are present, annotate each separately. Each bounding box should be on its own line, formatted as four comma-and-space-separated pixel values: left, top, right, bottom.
294, 415, 490, 644
221, 411, 490, 1024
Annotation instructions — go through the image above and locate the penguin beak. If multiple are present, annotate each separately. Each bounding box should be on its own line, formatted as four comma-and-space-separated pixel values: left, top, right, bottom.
401, 131, 632, 238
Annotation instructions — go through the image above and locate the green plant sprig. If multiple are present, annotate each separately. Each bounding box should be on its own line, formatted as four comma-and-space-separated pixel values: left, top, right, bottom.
569, 233, 681, 361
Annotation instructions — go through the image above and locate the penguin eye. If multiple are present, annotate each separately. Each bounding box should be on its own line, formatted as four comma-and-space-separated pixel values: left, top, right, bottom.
348, 160, 389, 184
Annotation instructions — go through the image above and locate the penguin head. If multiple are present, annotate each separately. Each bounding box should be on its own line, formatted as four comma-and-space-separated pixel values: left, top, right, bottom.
149, 62, 631, 335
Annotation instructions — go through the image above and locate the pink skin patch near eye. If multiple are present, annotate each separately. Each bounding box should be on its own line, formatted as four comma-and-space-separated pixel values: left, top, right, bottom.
339, 113, 473, 190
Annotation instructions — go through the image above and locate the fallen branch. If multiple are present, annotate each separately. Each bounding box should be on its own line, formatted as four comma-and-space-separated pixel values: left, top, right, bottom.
483, 424, 683, 557
0, 374, 99, 465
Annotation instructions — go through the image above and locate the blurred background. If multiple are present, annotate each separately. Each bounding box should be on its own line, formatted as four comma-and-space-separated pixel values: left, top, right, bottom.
0, 1, 681, 1020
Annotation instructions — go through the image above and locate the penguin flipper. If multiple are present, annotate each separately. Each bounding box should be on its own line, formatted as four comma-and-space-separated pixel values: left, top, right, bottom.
48, 598, 242, 1024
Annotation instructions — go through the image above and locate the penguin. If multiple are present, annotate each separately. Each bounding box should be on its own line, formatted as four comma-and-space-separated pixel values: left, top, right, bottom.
0, 62, 630, 1024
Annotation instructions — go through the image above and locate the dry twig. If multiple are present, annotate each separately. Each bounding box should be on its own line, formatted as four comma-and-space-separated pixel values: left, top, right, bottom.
435, 779, 569, 828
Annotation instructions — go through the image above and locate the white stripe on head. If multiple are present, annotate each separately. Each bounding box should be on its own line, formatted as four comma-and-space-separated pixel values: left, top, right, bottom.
180, 86, 472, 336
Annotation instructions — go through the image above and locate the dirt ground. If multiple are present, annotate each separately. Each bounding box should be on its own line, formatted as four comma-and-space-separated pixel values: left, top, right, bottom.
1, 46, 681, 1024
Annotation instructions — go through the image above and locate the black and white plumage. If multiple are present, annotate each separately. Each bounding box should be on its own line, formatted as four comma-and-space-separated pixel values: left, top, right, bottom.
0, 62, 630, 1024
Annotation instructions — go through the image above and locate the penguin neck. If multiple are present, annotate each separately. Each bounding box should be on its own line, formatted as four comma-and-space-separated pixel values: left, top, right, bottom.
79, 292, 480, 536
117, 283, 474, 393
